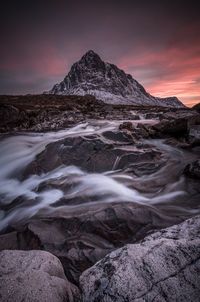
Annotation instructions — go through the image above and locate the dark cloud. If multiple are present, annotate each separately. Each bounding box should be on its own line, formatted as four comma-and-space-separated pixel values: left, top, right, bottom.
0, 0, 200, 105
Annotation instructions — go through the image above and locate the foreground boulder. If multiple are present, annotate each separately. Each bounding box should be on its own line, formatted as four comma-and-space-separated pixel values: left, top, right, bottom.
80, 215, 200, 302
0, 250, 80, 302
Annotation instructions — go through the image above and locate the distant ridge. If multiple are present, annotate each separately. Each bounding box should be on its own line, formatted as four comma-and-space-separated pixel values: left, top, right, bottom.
47, 50, 184, 108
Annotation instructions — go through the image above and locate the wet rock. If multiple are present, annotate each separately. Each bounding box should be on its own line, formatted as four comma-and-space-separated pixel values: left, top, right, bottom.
145, 112, 161, 119
0, 250, 80, 302
118, 122, 157, 140
184, 160, 200, 179
188, 125, 200, 146
153, 118, 188, 137
102, 131, 132, 143
130, 114, 140, 120
119, 121, 133, 132
24, 136, 123, 175
80, 215, 200, 302
189, 125, 200, 139
0, 203, 180, 285
164, 137, 191, 149
135, 123, 156, 139
24, 135, 161, 176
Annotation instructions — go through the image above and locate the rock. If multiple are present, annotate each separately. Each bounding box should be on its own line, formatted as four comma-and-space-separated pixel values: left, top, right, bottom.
130, 114, 140, 120
118, 122, 156, 140
188, 125, 200, 146
118, 122, 140, 143
136, 123, 155, 139
0, 250, 80, 302
102, 130, 132, 143
0, 95, 107, 132
0, 104, 20, 126
189, 125, 200, 139
145, 112, 161, 119
153, 118, 188, 137
24, 135, 161, 176
184, 160, 200, 179
119, 121, 133, 132
0, 203, 180, 285
164, 137, 191, 149
80, 215, 200, 302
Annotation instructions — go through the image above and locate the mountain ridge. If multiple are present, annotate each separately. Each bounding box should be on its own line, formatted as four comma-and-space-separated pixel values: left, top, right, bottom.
47, 50, 184, 108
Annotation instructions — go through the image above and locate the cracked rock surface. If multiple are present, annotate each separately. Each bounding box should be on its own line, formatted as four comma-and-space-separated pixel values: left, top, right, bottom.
80, 215, 200, 302
0, 250, 80, 302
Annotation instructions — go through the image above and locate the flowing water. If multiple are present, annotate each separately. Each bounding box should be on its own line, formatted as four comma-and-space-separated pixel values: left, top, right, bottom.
0, 120, 199, 231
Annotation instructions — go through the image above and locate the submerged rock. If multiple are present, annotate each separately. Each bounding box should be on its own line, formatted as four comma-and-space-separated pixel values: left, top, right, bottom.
80, 215, 200, 302
0, 250, 80, 302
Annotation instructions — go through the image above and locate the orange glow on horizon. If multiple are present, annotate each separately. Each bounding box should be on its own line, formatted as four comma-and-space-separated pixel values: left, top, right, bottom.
118, 43, 200, 107
147, 80, 200, 107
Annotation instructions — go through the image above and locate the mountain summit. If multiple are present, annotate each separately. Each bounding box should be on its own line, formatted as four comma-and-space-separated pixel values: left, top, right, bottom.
48, 50, 184, 107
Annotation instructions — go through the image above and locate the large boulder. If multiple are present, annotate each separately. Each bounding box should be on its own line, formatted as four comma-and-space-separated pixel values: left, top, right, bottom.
80, 215, 200, 302
0, 250, 80, 302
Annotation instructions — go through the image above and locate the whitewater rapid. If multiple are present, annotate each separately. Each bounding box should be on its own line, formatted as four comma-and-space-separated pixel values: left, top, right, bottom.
0, 121, 199, 231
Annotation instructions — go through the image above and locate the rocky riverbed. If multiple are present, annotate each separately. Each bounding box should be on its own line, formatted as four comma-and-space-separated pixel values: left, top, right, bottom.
0, 95, 200, 301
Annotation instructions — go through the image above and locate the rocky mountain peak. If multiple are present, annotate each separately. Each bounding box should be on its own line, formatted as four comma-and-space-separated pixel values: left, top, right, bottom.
81, 50, 102, 63
72, 50, 105, 72
48, 50, 184, 108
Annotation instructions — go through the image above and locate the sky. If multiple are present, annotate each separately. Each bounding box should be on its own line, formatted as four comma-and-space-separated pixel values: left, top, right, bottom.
0, 0, 200, 107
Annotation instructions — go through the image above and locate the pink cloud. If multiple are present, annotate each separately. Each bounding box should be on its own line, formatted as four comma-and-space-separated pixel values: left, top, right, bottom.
117, 44, 200, 107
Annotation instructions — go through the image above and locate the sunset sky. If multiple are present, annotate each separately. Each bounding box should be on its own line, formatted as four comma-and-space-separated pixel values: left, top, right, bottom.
0, 0, 200, 107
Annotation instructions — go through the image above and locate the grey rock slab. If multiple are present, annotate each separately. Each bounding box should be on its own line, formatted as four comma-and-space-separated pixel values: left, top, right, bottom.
80, 215, 200, 302
0, 250, 80, 302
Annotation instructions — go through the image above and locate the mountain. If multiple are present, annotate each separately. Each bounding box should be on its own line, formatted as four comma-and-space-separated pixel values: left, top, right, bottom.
192, 103, 200, 113
47, 50, 184, 108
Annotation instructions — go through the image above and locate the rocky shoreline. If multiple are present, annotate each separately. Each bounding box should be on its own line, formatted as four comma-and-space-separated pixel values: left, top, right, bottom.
0, 95, 200, 301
